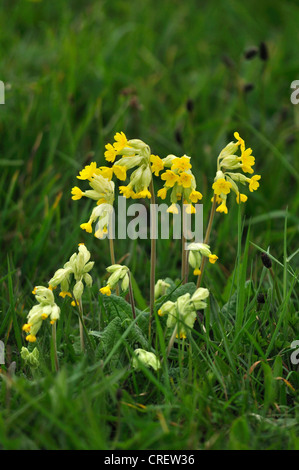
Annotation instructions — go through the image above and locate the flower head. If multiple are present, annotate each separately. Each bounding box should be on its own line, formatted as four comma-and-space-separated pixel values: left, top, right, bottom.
212, 132, 260, 214
100, 264, 130, 296
132, 349, 161, 371
23, 286, 61, 341
159, 289, 210, 338
187, 242, 218, 275
158, 154, 202, 212
49, 244, 94, 301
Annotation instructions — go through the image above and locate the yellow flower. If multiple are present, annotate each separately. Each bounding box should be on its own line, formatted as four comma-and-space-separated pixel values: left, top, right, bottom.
178, 172, 193, 188
98, 166, 113, 180
41, 314, 49, 320
216, 201, 228, 214
167, 203, 179, 214
176, 332, 187, 339
100, 285, 112, 296
249, 175, 261, 192
80, 221, 93, 233
150, 155, 164, 176
26, 334, 37, 343
119, 185, 135, 199
193, 268, 201, 276
189, 190, 203, 203
161, 170, 179, 188
71, 186, 84, 200
212, 178, 232, 195
59, 291, 72, 298
171, 156, 192, 172
77, 162, 100, 180
157, 187, 168, 200
32, 287, 37, 295
211, 195, 223, 204
239, 148, 255, 174
113, 165, 127, 181
71, 300, 79, 307
234, 131, 245, 153
184, 203, 196, 214
22, 323, 32, 333
236, 193, 248, 203
209, 254, 218, 264
96, 198, 107, 205
113, 132, 129, 152
104, 143, 117, 163
135, 188, 151, 199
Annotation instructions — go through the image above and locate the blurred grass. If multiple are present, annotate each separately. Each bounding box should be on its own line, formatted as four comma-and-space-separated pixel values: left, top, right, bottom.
0, 0, 298, 450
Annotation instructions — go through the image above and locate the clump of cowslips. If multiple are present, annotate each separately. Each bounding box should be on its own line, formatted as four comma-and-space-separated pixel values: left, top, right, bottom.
158, 288, 209, 338
157, 155, 203, 214
212, 132, 261, 214
48, 243, 94, 305
22, 286, 60, 342
71, 165, 115, 236
105, 132, 154, 199
100, 264, 129, 296
132, 349, 161, 371
187, 243, 218, 276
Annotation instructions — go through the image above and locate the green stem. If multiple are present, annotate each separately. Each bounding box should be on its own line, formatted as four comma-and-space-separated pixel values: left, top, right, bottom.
51, 322, 59, 372
166, 325, 178, 357
128, 271, 136, 320
109, 237, 119, 296
149, 178, 156, 339
78, 299, 85, 353
197, 195, 217, 288
181, 203, 187, 284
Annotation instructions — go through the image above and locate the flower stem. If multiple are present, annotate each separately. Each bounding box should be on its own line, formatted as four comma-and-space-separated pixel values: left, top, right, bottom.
181, 203, 189, 284
128, 271, 136, 321
149, 178, 156, 339
109, 237, 119, 295
78, 299, 85, 353
51, 322, 59, 372
166, 325, 177, 357
197, 195, 217, 288
181, 203, 186, 283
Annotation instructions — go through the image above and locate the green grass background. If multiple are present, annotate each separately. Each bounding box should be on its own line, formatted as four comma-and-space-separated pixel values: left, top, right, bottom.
0, 0, 298, 450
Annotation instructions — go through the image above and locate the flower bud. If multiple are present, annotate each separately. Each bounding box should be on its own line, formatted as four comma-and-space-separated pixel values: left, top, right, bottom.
132, 349, 161, 371
73, 280, 84, 300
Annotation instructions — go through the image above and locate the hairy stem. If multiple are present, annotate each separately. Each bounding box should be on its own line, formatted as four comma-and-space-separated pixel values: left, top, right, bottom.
128, 271, 136, 320
78, 299, 85, 353
149, 178, 156, 339
166, 325, 178, 357
109, 237, 119, 295
197, 195, 217, 288
181, 203, 187, 284
51, 322, 59, 372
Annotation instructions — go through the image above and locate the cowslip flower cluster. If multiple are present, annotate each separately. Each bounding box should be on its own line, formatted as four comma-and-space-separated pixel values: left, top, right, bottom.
187, 242, 218, 276
105, 132, 154, 200
48, 244, 94, 305
212, 132, 261, 214
158, 288, 209, 338
22, 286, 61, 342
157, 155, 203, 214
72, 164, 115, 237
154, 279, 171, 299
100, 264, 129, 296
132, 349, 161, 371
